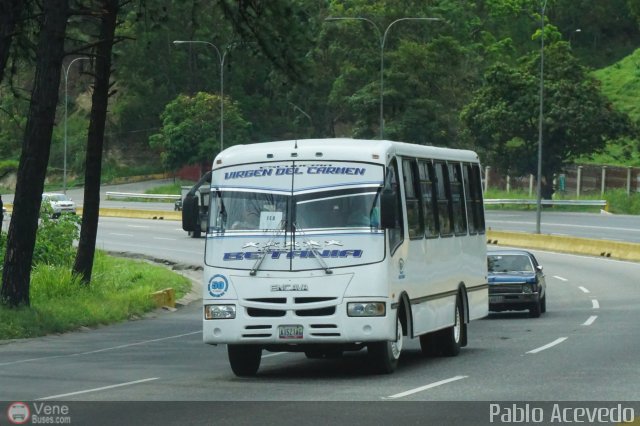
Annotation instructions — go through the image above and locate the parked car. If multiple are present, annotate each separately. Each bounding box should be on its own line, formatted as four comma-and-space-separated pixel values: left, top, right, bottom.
42, 192, 76, 218
487, 249, 547, 318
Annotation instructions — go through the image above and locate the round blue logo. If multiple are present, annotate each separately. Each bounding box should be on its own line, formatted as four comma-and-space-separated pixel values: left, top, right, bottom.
208, 274, 229, 298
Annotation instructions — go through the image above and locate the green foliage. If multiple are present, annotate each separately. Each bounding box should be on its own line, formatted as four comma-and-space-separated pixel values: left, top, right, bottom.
593, 48, 640, 123
149, 92, 250, 171
462, 42, 635, 185
145, 180, 194, 195
0, 159, 19, 178
605, 189, 640, 214
0, 252, 192, 339
33, 210, 81, 266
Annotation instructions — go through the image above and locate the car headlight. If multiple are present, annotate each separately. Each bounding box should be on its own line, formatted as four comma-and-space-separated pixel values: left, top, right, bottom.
347, 302, 385, 317
204, 304, 236, 319
522, 284, 533, 294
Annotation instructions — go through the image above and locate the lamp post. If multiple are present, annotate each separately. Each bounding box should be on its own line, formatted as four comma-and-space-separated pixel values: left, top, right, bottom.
535, 0, 547, 234
173, 40, 229, 152
63, 56, 89, 195
326, 17, 440, 139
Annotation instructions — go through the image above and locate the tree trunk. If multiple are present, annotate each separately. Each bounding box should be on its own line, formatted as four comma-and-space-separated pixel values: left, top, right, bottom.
1, 0, 69, 307
73, 0, 119, 284
0, 0, 24, 83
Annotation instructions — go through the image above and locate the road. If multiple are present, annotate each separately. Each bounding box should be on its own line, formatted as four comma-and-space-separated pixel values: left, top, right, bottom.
0, 248, 638, 424
2, 191, 640, 424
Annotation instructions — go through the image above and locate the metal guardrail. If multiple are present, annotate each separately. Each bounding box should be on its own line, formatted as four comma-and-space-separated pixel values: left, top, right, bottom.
484, 199, 607, 207
105, 191, 180, 201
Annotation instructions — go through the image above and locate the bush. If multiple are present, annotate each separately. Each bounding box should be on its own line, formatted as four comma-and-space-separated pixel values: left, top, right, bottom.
0, 208, 80, 268
33, 210, 81, 266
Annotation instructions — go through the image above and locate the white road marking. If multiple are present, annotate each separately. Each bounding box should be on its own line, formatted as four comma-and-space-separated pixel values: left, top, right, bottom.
385, 376, 468, 399
553, 275, 568, 282
154, 237, 176, 241
583, 316, 598, 326
110, 233, 134, 237
38, 377, 159, 400
526, 337, 568, 354
127, 225, 150, 228
0, 331, 200, 367
592, 299, 600, 309
578, 286, 590, 293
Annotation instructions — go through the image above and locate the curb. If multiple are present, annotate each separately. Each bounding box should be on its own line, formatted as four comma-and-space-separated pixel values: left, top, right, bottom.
486, 229, 640, 262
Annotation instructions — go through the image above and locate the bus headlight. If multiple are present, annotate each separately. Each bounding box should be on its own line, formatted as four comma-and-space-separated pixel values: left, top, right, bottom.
204, 304, 236, 319
347, 302, 385, 317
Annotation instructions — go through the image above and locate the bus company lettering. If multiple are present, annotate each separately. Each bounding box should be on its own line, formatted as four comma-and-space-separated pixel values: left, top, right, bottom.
224, 166, 366, 180
223, 249, 363, 261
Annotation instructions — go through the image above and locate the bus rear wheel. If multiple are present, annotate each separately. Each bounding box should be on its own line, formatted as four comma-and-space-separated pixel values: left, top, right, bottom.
368, 316, 403, 374
228, 344, 262, 377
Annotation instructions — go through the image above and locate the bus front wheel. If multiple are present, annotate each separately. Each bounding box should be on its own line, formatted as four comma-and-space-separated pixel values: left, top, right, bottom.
228, 344, 262, 377
368, 316, 403, 374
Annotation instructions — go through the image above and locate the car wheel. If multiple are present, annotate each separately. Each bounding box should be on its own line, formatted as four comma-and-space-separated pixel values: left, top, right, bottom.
228, 344, 262, 377
540, 293, 547, 314
368, 316, 403, 374
529, 299, 542, 318
190, 230, 201, 238
439, 296, 463, 357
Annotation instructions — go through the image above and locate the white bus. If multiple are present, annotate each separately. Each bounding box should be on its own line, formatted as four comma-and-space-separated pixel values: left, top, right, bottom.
186, 138, 488, 376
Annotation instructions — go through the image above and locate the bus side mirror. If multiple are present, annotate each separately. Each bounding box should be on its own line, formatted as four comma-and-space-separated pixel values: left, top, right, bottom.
182, 194, 199, 232
380, 190, 396, 229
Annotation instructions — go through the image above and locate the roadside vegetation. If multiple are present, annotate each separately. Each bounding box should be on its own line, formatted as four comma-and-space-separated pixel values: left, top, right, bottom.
484, 189, 640, 215
0, 212, 191, 340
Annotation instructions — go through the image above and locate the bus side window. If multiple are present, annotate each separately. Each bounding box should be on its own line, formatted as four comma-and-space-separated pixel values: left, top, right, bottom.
384, 158, 404, 253
471, 164, 485, 232
449, 162, 468, 236
402, 158, 423, 239
434, 161, 453, 237
418, 159, 439, 238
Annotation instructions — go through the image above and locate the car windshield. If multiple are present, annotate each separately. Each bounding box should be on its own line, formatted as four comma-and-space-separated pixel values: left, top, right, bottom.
45, 194, 69, 202
488, 254, 534, 273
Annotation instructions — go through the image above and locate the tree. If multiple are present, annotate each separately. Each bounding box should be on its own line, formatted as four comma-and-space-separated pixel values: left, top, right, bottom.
461, 42, 634, 198
1, 0, 70, 307
0, 0, 27, 84
73, 0, 121, 284
149, 92, 250, 172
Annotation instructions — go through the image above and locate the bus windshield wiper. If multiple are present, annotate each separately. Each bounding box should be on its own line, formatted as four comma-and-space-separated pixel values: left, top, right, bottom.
249, 220, 285, 276
294, 222, 333, 275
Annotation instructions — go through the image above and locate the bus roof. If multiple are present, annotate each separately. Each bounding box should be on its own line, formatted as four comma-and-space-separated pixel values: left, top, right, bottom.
213, 138, 480, 169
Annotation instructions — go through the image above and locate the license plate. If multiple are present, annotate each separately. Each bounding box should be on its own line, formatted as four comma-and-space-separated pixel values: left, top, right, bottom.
278, 325, 303, 339
490, 296, 503, 303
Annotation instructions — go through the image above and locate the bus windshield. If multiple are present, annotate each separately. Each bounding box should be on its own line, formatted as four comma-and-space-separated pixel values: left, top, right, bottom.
212, 188, 381, 232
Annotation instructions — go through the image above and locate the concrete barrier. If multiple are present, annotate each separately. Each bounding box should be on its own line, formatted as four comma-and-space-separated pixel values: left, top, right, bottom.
151, 288, 176, 308
80, 208, 181, 221
486, 229, 640, 262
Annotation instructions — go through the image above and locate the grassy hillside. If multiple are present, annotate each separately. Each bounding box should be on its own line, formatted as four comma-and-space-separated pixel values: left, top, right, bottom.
593, 47, 640, 122
581, 48, 640, 167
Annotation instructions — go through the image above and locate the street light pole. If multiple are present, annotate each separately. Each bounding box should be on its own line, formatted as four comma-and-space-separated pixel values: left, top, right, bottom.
63, 56, 89, 195
535, 0, 547, 234
173, 40, 228, 153
326, 17, 440, 139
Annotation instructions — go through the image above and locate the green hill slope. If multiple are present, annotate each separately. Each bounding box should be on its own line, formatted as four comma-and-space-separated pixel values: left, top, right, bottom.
593, 48, 640, 122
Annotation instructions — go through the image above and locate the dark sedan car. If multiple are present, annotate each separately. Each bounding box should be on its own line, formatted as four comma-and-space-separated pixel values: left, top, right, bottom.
487, 249, 547, 318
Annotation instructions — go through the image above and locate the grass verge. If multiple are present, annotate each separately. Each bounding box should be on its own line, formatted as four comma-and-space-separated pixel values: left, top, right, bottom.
0, 251, 192, 340
484, 189, 640, 214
